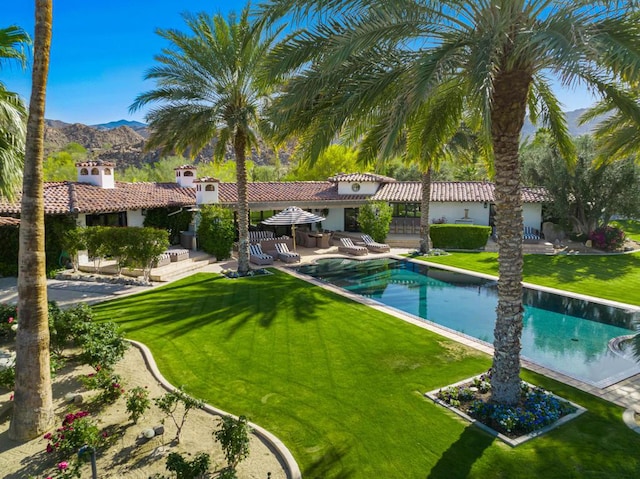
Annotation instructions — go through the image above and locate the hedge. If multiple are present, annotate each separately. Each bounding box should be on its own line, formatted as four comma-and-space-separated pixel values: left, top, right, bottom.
429, 224, 491, 249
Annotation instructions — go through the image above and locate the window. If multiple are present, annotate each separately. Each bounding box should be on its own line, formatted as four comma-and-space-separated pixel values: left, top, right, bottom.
184, 170, 194, 177
91, 168, 99, 175
80, 168, 89, 175
103, 168, 111, 175
85, 212, 127, 227
344, 208, 360, 232
205, 184, 215, 191
351, 183, 361, 192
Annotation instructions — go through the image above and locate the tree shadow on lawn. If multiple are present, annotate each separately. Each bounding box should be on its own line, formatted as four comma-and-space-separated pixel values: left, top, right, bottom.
302, 444, 355, 479
108, 273, 338, 341
427, 426, 494, 479
523, 253, 640, 284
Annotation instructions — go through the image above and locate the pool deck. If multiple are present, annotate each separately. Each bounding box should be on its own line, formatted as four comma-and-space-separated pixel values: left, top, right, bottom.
1, 244, 639, 413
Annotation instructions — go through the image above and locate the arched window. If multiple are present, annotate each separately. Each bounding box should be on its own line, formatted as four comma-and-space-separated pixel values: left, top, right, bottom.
91, 168, 99, 175
184, 171, 194, 177
80, 168, 89, 175
205, 184, 215, 191
104, 168, 112, 175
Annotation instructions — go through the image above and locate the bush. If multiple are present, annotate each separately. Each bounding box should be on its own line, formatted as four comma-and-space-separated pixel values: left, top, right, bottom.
197, 205, 235, 260
164, 451, 210, 479
429, 224, 491, 249
144, 207, 193, 245
49, 303, 94, 355
44, 411, 104, 457
589, 225, 626, 251
75, 321, 128, 370
80, 366, 125, 404
0, 303, 18, 340
357, 201, 392, 243
214, 415, 251, 469
126, 386, 151, 424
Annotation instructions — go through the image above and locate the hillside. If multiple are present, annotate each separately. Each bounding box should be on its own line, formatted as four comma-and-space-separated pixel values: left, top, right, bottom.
44, 108, 602, 169
44, 120, 293, 169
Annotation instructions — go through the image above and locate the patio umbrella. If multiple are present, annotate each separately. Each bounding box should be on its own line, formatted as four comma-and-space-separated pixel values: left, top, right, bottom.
261, 206, 326, 251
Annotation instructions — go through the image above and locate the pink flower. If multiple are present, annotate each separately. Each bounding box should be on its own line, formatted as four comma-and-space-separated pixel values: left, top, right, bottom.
57, 461, 69, 471
43, 432, 52, 440
46, 444, 54, 453
9, 393, 13, 401
7, 317, 13, 323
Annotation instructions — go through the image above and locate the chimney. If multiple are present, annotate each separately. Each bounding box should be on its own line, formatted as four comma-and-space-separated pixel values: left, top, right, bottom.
76, 161, 116, 188
193, 177, 220, 205
174, 165, 197, 188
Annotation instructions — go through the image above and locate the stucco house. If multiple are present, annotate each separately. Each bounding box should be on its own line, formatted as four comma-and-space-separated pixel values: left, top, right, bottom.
0, 162, 545, 245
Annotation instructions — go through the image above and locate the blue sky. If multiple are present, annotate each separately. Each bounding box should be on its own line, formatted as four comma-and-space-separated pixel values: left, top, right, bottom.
4, 1, 597, 125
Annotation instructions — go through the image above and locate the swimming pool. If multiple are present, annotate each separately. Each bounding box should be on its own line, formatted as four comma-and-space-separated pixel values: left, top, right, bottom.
295, 257, 640, 388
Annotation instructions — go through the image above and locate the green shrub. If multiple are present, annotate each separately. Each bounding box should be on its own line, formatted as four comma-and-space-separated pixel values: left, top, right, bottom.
0, 223, 19, 276
80, 367, 125, 404
214, 415, 251, 469
125, 386, 151, 424
0, 303, 18, 339
429, 224, 491, 249
44, 411, 103, 457
75, 321, 128, 370
197, 205, 235, 260
164, 451, 211, 479
357, 201, 392, 243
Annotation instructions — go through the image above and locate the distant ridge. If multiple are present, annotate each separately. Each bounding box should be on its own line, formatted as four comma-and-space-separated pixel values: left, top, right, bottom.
521, 108, 606, 140
92, 119, 148, 130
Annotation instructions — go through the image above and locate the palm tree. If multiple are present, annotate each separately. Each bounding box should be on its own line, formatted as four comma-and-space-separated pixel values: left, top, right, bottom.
9, 0, 54, 441
262, 0, 640, 405
0, 25, 30, 200
130, 7, 281, 275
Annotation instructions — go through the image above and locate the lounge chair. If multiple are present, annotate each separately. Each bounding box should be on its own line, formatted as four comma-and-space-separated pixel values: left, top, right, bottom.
275, 242, 300, 263
523, 226, 541, 243
338, 237, 368, 256
361, 234, 391, 253
249, 244, 274, 265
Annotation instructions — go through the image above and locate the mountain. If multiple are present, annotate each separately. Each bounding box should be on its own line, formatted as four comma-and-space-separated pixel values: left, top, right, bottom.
44, 108, 603, 170
92, 119, 147, 130
520, 108, 606, 140
43, 119, 292, 169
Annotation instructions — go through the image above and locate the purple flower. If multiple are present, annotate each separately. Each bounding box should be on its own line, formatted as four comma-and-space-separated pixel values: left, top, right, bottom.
57, 461, 69, 471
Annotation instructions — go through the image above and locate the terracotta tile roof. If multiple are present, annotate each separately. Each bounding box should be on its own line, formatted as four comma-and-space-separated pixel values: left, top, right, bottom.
193, 177, 220, 183
0, 179, 546, 216
218, 181, 368, 204
328, 172, 396, 183
0, 181, 196, 215
0, 217, 19, 226
174, 165, 198, 170
372, 181, 546, 203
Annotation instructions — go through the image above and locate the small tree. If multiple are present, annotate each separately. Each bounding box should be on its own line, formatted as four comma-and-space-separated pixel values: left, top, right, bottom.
357, 201, 392, 243
197, 205, 235, 261
154, 386, 204, 444
62, 228, 86, 272
214, 415, 251, 470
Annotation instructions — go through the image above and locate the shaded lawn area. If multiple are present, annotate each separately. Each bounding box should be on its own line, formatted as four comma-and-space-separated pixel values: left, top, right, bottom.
422, 251, 640, 306
92, 272, 640, 478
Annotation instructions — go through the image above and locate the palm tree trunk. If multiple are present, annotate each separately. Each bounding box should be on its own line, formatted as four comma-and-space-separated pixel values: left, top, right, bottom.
419, 167, 432, 254
489, 70, 531, 406
234, 130, 250, 275
9, 0, 54, 441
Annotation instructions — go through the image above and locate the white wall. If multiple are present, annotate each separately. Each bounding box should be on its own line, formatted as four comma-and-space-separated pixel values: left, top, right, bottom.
523, 203, 543, 231
321, 208, 344, 231
429, 202, 491, 225
127, 209, 145, 227
337, 181, 379, 195
76, 214, 87, 227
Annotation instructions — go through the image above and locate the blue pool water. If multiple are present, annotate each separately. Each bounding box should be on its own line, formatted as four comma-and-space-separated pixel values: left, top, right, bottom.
295, 257, 640, 387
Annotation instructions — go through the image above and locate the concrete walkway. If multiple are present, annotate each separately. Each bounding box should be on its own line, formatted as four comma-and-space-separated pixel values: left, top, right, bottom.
1, 244, 639, 414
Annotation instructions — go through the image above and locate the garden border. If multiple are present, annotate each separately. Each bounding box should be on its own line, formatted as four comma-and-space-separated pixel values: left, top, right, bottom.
127, 339, 302, 479
424, 374, 587, 447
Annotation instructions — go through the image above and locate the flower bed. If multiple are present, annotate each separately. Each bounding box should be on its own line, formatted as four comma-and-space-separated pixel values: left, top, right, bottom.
425, 371, 586, 446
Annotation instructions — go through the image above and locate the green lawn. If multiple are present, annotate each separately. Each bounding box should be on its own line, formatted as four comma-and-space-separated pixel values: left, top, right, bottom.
422, 251, 640, 306
93, 271, 640, 478
612, 219, 640, 242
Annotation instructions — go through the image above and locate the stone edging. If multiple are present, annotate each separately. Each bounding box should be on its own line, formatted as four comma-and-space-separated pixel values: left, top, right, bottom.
623, 408, 640, 434
127, 340, 302, 479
